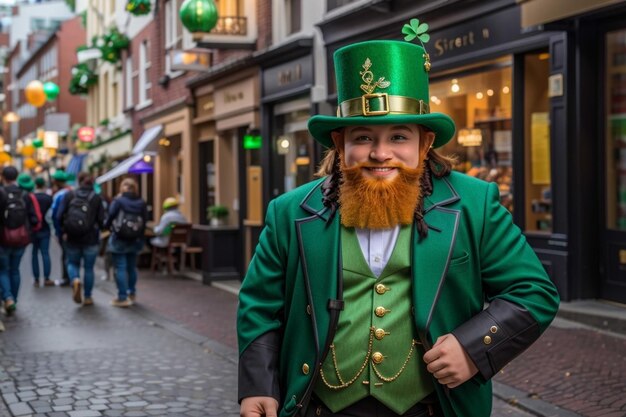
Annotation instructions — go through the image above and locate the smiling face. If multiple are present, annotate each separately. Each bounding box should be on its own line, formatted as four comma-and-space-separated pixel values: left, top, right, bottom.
331, 124, 434, 180
330, 124, 435, 229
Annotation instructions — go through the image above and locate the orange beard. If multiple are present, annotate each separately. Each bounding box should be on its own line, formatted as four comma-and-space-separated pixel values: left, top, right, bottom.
339, 159, 425, 229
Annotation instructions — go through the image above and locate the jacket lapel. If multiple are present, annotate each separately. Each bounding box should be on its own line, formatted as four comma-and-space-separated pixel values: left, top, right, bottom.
412, 176, 461, 349
296, 181, 340, 354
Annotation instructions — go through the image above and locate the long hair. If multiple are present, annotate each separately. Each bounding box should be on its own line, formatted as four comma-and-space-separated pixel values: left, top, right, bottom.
119, 177, 138, 194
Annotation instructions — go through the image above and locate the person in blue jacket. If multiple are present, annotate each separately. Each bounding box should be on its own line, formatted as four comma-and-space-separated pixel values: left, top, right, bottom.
104, 178, 148, 308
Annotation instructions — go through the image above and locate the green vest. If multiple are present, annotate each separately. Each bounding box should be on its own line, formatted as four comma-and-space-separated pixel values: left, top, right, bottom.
314, 226, 433, 414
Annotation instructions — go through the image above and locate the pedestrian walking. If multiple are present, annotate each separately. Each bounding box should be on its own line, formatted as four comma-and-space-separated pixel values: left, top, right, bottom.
51, 169, 72, 286
149, 197, 188, 248
31, 177, 53, 287
104, 178, 147, 308
0, 167, 39, 316
16, 174, 45, 287
237, 22, 560, 417
56, 172, 105, 306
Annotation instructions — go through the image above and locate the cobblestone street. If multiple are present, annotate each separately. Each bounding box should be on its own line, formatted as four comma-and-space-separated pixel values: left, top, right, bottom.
0, 244, 238, 417
1, 241, 625, 417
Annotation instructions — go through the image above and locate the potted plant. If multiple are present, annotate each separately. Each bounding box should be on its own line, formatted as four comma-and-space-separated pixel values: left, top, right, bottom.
207, 204, 228, 226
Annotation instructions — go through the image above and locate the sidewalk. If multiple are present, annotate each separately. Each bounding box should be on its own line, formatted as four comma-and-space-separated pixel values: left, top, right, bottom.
3, 241, 624, 417
103, 269, 626, 417
0, 244, 240, 417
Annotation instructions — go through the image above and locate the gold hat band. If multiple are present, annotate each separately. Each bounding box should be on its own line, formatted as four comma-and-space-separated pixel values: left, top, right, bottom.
338, 93, 430, 117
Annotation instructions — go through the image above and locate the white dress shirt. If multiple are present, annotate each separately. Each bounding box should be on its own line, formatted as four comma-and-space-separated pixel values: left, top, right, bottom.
355, 226, 401, 277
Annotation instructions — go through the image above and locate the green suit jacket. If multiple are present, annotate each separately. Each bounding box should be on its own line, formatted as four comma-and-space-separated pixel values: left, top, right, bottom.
237, 171, 560, 417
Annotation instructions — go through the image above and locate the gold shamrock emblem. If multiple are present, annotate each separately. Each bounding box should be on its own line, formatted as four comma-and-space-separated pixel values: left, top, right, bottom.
360, 58, 391, 94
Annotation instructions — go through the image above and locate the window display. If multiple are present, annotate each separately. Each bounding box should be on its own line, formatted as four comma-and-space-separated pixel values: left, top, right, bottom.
272, 107, 314, 196
430, 57, 514, 212
606, 29, 626, 230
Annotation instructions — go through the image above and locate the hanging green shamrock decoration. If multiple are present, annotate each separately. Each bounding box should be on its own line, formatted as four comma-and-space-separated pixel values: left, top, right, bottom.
126, 0, 151, 16
69, 63, 98, 95
99, 27, 130, 63
402, 18, 432, 72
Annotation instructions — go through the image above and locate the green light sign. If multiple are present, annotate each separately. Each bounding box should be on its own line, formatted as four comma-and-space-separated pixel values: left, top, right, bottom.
243, 134, 262, 149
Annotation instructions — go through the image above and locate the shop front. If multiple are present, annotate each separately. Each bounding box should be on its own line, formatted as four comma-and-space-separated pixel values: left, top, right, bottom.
318, 2, 576, 298
210, 68, 261, 280
142, 104, 194, 223
254, 39, 319, 270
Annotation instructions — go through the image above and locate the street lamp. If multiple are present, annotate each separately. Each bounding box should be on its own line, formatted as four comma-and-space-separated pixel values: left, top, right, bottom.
3, 112, 20, 123
2, 112, 20, 157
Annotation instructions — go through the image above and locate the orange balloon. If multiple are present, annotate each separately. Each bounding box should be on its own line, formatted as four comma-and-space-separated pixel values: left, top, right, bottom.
23, 157, 37, 169
25, 80, 47, 107
21, 144, 35, 157
0, 152, 11, 163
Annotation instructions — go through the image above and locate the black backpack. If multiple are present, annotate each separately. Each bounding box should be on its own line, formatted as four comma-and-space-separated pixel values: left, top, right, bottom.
63, 191, 97, 236
0, 189, 31, 247
112, 208, 144, 240
3, 189, 28, 229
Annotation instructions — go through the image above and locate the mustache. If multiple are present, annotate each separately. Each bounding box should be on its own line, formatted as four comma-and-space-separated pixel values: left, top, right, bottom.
341, 161, 424, 179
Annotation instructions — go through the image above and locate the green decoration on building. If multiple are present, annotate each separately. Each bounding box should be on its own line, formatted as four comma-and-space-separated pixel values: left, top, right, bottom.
69, 63, 98, 95
179, 0, 219, 33
99, 27, 130, 64
126, 0, 151, 16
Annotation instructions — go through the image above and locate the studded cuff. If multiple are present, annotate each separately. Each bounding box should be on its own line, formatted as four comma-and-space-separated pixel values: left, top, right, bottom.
452, 298, 540, 380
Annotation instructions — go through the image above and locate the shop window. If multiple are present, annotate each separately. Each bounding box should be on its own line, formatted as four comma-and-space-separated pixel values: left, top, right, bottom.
199, 141, 216, 225
606, 29, 626, 230
272, 108, 313, 196
431, 57, 514, 213
164, 0, 184, 78
522, 52, 551, 233
286, 0, 301, 35
138, 40, 151, 106
125, 57, 133, 108
327, 0, 357, 11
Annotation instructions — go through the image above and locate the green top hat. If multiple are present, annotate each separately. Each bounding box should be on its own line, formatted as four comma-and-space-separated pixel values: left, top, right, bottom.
51, 170, 67, 182
308, 37, 455, 149
17, 173, 34, 191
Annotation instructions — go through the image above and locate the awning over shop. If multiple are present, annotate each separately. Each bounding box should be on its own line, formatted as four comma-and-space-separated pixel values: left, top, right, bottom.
518, 0, 622, 28
95, 152, 155, 185
66, 154, 88, 177
132, 125, 163, 154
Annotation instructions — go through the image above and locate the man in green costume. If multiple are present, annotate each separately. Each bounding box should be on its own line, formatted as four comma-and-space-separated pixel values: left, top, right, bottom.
237, 21, 560, 417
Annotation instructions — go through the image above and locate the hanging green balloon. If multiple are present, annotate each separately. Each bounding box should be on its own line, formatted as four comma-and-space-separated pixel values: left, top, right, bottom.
33, 138, 44, 148
179, 0, 219, 33
126, 0, 151, 16
43, 81, 60, 101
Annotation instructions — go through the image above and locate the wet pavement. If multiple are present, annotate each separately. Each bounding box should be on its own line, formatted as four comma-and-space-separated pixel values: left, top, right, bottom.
0, 243, 238, 417
1, 239, 625, 416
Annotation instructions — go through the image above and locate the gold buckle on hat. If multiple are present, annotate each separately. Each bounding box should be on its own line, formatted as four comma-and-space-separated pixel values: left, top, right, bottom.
361, 93, 390, 116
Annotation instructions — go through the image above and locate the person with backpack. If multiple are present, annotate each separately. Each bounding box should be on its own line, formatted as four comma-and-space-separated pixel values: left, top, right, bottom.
56, 173, 105, 306
0, 166, 39, 316
16, 174, 46, 287
103, 178, 147, 308
31, 177, 53, 287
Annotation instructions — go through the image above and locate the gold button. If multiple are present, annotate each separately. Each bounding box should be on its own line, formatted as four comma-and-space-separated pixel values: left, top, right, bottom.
490, 326, 498, 334
375, 306, 388, 317
484, 336, 492, 345
374, 328, 387, 340
306, 305, 312, 315
375, 284, 389, 294
302, 363, 309, 374
372, 352, 384, 364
